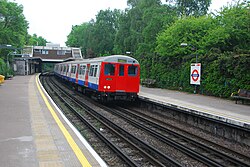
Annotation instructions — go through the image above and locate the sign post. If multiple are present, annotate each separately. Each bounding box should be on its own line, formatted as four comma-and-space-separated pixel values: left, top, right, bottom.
190, 63, 201, 93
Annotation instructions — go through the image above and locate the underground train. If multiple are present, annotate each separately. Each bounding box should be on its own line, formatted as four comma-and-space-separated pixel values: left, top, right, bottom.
54, 55, 140, 102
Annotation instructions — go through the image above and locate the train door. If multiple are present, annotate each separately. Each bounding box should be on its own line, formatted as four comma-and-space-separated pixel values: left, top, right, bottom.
85, 64, 90, 87
102, 62, 116, 92
67, 64, 71, 80
78, 64, 86, 86
75, 64, 79, 84
126, 64, 140, 93
88, 63, 99, 90
70, 64, 77, 82
116, 64, 126, 92
66, 64, 68, 78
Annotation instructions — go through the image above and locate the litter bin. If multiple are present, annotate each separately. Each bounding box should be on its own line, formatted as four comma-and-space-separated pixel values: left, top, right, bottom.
0, 75, 5, 84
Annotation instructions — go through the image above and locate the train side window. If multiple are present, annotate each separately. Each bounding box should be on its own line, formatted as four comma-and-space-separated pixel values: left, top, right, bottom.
104, 63, 115, 76
89, 65, 94, 76
128, 65, 138, 76
66, 66, 69, 73
93, 65, 98, 77
71, 65, 76, 74
79, 65, 86, 75
119, 65, 124, 76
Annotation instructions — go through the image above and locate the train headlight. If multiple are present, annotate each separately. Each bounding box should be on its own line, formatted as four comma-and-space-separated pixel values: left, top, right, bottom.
107, 86, 110, 89
104, 86, 107, 89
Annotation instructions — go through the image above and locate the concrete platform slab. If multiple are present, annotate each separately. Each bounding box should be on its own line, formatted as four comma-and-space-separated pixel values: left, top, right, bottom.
0, 75, 107, 167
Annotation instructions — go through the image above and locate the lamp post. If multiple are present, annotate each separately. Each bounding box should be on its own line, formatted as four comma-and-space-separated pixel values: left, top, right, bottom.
180, 43, 200, 94
0, 44, 19, 77
6, 51, 17, 68
0, 44, 13, 67
180, 43, 198, 63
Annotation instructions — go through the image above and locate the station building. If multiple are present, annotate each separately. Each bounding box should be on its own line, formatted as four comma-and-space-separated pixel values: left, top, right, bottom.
13, 43, 82, 75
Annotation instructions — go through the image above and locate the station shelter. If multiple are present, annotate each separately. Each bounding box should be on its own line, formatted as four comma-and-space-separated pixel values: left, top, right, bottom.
12, 43, 82, 75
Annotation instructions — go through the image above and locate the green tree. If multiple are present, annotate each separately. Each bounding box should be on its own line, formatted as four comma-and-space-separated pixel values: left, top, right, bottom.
0, 0, 28, 76
66, 22, 95, 57
92, 9, 122, 56
66, 9, 122, 57
0, 0, 28, 47
115, 0, 165, 55
155, 1, 249, 96
0, 57, 7, 75
27, 34, 48, 46
202, 2, 250, 52
156, 15, 216, 59
166, 0, 212, 17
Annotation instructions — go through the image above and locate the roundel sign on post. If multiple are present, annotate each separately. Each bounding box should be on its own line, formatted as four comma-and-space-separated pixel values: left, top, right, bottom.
190, 63, 201, 85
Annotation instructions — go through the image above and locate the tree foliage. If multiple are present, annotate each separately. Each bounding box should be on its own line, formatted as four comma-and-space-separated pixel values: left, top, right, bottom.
166, 0, 212, 17
0, 0, 28, 47
156, 1, 250, 96
0, 0, 48, 76
27, 34, 48, 46
0, 0, 29, 75
66, 9, 122, 58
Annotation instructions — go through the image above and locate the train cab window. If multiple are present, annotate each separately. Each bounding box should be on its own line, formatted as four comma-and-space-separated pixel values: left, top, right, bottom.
104, 63, 115, 76
119, 65, 124, 76
128, 65, 138, 76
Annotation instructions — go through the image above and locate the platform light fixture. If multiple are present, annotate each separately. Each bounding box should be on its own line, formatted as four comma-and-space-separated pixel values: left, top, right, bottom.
180, 43, 197, 63
180, 43, 188, 47
0, 13, 4, 22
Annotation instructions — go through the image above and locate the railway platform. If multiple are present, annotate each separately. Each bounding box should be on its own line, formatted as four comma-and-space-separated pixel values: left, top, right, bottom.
139, 86, 250, 128
0, 74, 107, 167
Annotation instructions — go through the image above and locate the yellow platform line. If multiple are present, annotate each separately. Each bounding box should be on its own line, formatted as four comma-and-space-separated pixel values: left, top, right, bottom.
35, 75, 92, 167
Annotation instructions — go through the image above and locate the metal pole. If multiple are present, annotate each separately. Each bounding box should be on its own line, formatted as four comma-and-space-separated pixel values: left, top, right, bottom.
194, 52, 198, 94
196, 53, 198, 63
7, 53, 9, 67
194, 53, 198, 94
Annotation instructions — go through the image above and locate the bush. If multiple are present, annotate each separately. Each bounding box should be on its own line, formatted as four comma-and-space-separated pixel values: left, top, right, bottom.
0, 58, 7, 76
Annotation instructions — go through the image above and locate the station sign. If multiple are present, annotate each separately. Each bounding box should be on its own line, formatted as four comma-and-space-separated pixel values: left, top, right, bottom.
190, 63, 201, 85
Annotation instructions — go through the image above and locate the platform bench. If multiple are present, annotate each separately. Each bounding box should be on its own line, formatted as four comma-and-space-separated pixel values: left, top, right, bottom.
231, 89, 250, 104
141, 79, 156, 88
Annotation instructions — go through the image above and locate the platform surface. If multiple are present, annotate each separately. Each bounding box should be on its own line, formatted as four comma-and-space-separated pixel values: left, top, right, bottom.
139, 86, 250, 127
0, 75, 106, 167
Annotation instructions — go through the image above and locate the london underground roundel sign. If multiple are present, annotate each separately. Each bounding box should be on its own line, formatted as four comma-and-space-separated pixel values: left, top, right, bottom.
190, 63, 201, 85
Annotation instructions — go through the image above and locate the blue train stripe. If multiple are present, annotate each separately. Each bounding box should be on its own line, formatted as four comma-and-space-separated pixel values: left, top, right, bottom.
78, 80, 85, 86
56, 74, 99, 91
88, 82, 98, 91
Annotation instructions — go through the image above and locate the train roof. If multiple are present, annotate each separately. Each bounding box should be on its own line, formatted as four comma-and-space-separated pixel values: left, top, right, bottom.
56, 55, 139, 65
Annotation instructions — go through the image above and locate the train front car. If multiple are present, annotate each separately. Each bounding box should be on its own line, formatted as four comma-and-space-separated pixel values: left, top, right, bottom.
98, 55, 140, 102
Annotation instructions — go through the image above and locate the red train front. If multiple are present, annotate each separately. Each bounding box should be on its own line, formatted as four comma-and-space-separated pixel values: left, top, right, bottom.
98, 56, 140, 101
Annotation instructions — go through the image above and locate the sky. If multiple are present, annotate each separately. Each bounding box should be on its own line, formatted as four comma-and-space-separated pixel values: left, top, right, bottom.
11, 0, 235, 47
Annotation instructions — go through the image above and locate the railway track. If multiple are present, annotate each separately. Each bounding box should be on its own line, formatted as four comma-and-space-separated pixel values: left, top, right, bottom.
41, 74, 250, 167
41, 75, 181, 167
106, 105, 250, 167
